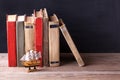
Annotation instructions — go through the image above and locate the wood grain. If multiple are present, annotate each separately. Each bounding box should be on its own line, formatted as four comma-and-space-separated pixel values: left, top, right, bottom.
1, 53, 120, 80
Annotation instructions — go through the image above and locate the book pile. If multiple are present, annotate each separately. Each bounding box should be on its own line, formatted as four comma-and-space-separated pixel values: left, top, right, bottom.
6, 8, 84, 67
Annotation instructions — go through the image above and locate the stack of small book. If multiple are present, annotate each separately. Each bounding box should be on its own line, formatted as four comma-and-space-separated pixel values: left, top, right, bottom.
6, 8, 84, 67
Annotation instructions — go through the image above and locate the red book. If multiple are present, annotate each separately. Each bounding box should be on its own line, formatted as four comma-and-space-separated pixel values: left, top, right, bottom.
34, 9, 43, 66
6, 15, 17, 67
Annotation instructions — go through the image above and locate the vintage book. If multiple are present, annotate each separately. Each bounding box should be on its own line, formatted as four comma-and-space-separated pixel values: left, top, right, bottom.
49, 15, 60, 67
24, 16, 34, 53
16, 15, 25, 67
33, 9, 43, 66
6, 14, 17, 67
59, 19, 85, 66
43, 8, 49, 67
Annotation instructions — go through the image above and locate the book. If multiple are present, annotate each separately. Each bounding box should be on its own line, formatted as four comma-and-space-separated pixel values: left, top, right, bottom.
33, 9, 43, 66
24, 16, 34, 53
59, 19, 85, 66
43, 8, 49, 67
6, 14, 17, 67
49, 15, 60, 67
16, 15, 25, 67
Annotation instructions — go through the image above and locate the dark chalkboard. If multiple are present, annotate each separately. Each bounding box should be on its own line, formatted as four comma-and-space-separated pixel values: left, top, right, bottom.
1, 0, 120, 53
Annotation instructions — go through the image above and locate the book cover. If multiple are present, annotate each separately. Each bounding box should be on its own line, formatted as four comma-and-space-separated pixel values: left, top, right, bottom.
16, 15, 25, 67
34, 9, 43, 66
6, 14, 17, 67
24, 16, 34, 53
59, 19, 85, 66
49, 15, 60, 67
43, 8, 49, 67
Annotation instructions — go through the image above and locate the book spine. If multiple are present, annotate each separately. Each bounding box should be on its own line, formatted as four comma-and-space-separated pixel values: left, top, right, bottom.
24, 25, 34, 53
7, 22, 17, 67
34, 18, 43, 66
16, 21, 25, 67
49, 22, 60, 67
43, 18, 49, 66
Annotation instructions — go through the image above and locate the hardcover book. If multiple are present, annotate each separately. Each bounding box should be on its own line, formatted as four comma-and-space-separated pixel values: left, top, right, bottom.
24, 16, 34, 53
49, 15, 60, 67
16, 15, 25, 67
6, 14, 17, 67
59, 19, 85, 66
43, 8, 49, 67
33, 9, 43, 66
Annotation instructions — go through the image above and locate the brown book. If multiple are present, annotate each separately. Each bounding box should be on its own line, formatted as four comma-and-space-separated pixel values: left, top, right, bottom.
43, 8, 49, 67
59, 19, 85, 66
24, 16, 34, 53
49, 15, 60, 67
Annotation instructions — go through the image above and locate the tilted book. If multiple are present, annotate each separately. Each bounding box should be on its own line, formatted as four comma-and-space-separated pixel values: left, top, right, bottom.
59, 19, 85, 66
43, 8, 49, 67
49, 15, 60, 67
33, 9, 43, 66
6, 14, 17, 67
16, 15, 25, 67
24, 16, 34, 53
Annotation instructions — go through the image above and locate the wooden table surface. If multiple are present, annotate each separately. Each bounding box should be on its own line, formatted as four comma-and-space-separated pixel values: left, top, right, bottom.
0, 53, 120, 80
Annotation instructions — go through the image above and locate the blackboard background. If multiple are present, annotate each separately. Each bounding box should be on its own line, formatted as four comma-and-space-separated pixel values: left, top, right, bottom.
0, 0, 120, 53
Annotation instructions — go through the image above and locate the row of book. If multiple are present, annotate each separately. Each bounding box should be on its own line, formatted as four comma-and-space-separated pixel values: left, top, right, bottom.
6, 8, 84, 67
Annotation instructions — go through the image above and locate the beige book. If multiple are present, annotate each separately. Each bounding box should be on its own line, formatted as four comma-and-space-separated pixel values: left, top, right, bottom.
59, 19, 85, 66
49, 16, 60, 67
24, 16, 34, 53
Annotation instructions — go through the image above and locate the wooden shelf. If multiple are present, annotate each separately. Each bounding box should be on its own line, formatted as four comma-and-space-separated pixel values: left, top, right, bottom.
0, 53, 120, 80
